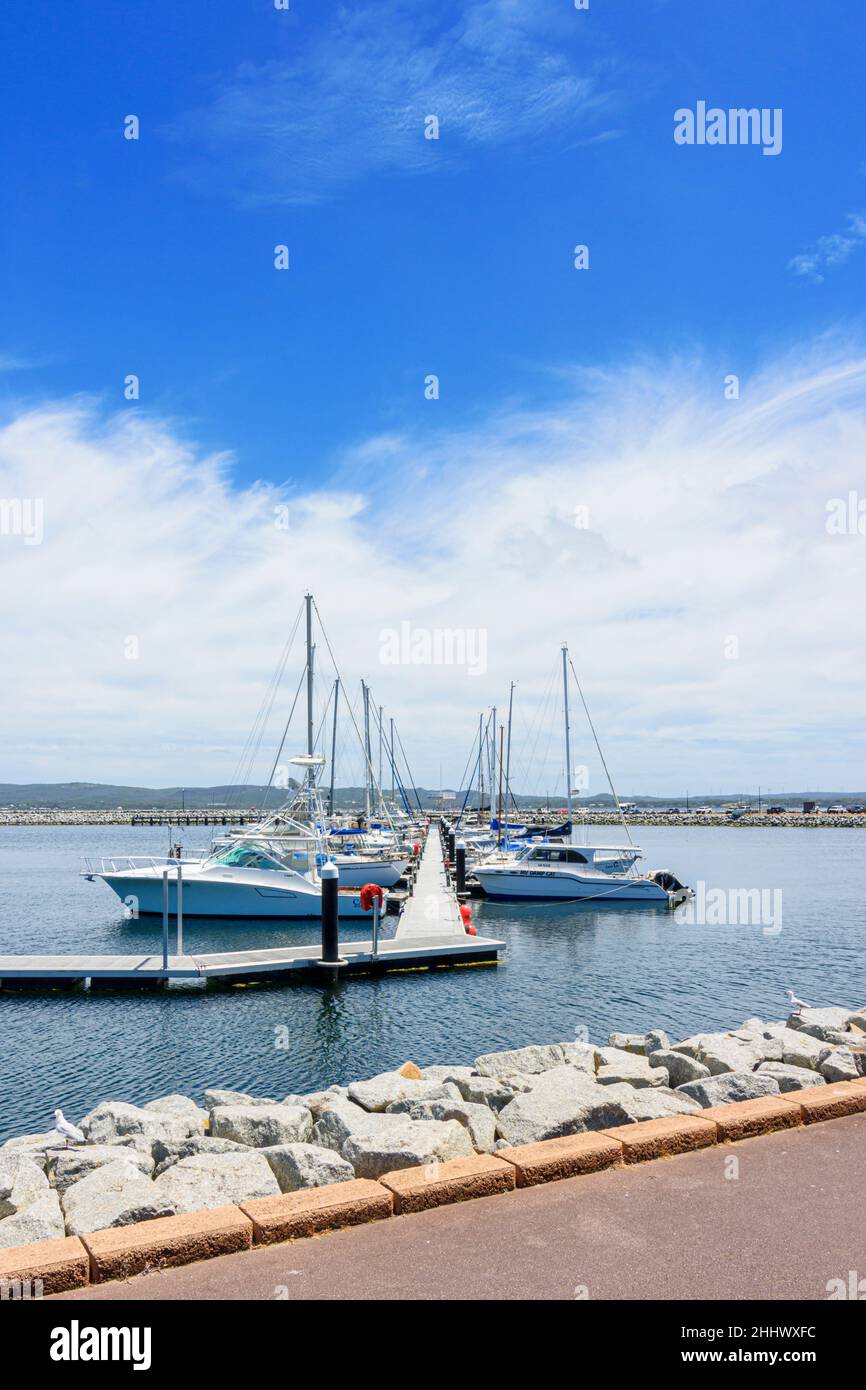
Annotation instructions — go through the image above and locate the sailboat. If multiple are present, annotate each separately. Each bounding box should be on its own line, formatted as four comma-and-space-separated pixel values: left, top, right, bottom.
83, 596, 412, 919
472, 646, 692, 906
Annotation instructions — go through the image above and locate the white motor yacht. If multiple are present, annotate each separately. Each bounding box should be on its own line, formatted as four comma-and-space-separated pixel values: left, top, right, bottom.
82, 838, 377, 919
472, 840, 689, 904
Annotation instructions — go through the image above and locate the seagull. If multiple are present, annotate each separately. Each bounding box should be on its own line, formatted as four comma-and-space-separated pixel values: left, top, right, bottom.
53, 1109, 85, 1148
786, 989, 810, 1015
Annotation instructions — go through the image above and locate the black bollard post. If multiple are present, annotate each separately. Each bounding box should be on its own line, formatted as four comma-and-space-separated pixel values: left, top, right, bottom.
456, 841, 466, 894
320, 862, 340, 976
161, 869, 169, 971
447, 831, 456, 866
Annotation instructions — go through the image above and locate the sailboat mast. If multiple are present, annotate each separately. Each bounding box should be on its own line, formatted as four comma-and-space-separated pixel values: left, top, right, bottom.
505, 680, 514, 817
362, 681, 372, 821
562, 643, 572, 824
378, 703, 384, 816
497, 726, 504, 848
477, 713, 483, 813
305, 593, 315, 789
390, 717, 395, 801
328, 677, 339, 817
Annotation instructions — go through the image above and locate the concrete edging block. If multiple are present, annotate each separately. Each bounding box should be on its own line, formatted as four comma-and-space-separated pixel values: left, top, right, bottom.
600, 1115, 718, 1163
787, 1078, 866, 1124
379, 1154, 515, 1213
497, 1132, 624, 1187
0, 1235, 89, 1294
81, 1205, 253, 1283
700, 1095, 802, 1141
240, 1178, 393, 1244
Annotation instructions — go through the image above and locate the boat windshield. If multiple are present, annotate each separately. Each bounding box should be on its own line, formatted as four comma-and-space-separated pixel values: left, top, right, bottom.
524, 846, 589, 864
208, 845, 287, 872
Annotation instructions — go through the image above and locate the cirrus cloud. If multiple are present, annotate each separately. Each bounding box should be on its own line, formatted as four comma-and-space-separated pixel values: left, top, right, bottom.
165, 0, 618, 206
1, 340, 865, 795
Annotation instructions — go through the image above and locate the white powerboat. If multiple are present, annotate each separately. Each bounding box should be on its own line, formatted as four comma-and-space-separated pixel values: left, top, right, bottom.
473, 841, 689, 904
82, 839, 377, 919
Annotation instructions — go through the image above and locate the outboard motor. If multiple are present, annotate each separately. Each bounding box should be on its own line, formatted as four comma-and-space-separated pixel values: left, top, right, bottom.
649, 869, 685, 893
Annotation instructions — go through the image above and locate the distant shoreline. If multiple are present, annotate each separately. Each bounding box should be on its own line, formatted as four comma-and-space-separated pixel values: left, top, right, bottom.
1, 809, 864, 829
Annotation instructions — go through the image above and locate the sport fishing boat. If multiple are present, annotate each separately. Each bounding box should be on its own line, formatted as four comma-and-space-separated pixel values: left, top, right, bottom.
81, 836, 375, 919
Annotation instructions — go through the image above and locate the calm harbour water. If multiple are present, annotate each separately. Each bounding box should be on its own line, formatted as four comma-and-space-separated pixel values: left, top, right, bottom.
0, 822, 863, 1143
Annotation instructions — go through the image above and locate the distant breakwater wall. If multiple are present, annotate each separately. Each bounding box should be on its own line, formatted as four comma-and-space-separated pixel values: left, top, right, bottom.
573, 812, 866, 829
1, 809, 864, 829
0, 810, 254, 828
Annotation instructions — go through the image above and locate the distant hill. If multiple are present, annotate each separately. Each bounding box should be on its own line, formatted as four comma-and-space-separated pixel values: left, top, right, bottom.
0, 783, 287, 810
0, 781, 538, 811
0, 783, 862, 811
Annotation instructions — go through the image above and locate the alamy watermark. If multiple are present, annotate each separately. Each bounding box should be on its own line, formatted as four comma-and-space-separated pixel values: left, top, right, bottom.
0, 496, 43, 545
826, 492, 866, 535
827, 1270, 866, 1300
674, 881, 782, 936
379, 622, 487, 677
674, 102, 782, 157
50, 1322, 151, 1370
2, 1277, 43, 1299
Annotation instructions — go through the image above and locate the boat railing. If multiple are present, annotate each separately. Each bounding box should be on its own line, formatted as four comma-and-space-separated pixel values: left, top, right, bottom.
80, 852, 208, 875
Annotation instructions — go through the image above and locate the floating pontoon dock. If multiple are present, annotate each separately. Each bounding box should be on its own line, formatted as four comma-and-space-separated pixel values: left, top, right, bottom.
0, 836, 503, 990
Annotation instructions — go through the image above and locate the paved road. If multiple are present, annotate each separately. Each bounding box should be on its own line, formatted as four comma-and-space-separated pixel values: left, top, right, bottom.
58, 1113, 866, 1301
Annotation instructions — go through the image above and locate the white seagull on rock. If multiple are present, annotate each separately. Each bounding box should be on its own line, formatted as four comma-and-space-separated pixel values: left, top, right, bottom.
786, 989, 810, 1015
53, 1108, 85, 1148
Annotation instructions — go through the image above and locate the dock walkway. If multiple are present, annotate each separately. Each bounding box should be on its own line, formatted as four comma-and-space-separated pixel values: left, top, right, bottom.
395, 832, 465, 938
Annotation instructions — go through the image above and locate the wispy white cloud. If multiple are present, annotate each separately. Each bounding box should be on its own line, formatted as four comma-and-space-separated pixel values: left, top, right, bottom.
2, 342, 866, 794
165, 0, 617, 205
788, 211, 866, 284
0, 353, 46, 372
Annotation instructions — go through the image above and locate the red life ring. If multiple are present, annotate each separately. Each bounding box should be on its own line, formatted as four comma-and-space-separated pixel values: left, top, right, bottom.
360, 883, 384, 912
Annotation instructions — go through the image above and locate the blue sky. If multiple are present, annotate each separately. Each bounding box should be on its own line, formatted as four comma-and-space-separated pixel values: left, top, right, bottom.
2, 0, 864, 478
1, 0, 865, 793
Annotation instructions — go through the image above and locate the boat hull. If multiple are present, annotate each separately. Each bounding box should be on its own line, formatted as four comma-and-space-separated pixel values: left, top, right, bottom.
328, 858, 406, 889
97, 873, 373, 919
473, 868, 670, 903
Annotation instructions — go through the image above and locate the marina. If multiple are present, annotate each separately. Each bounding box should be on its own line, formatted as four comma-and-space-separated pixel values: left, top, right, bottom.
1, 819, 864, 1146
0, 834, 503, 991
1, 0, 862, 1326
0, 599, 861, 1142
